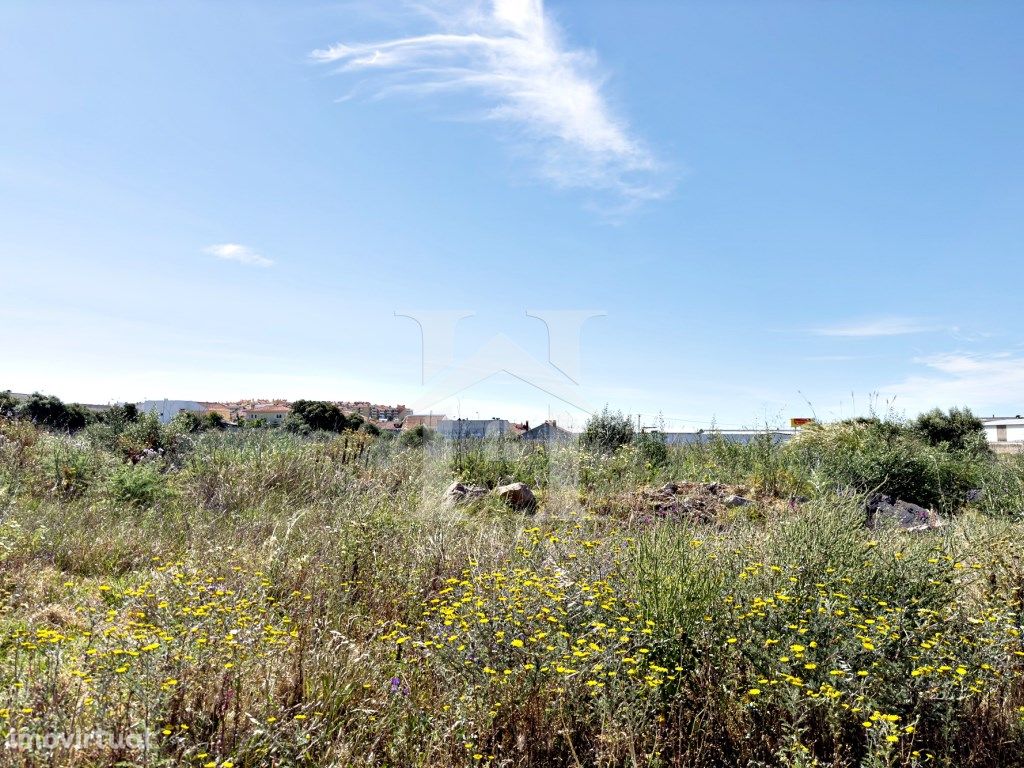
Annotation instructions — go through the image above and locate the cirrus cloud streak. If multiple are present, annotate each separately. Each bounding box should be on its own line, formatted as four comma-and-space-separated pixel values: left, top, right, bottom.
312, 0, 668, 204
812, 316, 942, 337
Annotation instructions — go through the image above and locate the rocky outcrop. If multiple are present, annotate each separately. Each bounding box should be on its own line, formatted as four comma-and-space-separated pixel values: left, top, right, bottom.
444, 480, 537, 512
594, 480, 758, 525
494, 482, 537, 512
865, 494, 945, 532
443, 481, 487, 507
724, 494, 752, 508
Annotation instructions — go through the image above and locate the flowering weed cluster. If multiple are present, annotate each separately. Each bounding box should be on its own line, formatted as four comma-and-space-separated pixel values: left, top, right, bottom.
0, 561, 302, 764
1, 419, 1024, 766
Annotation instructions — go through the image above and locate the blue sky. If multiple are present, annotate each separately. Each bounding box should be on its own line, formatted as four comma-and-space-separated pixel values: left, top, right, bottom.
2, 0, 1022, 429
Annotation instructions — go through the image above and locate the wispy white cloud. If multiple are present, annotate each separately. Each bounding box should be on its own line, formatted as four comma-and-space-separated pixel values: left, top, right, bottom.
812, 317, 941, 337
204, 243, 273, 268
883, 352, 1024, 414
312, 0, 668, 204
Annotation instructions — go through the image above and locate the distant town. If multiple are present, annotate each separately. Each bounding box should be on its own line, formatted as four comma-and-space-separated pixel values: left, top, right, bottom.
9, 392, 1021, 450
132, 398, 580, 442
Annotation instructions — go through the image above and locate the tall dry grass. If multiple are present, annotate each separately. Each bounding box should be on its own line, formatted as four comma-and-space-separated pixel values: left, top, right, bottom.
0, 418, 1022, 766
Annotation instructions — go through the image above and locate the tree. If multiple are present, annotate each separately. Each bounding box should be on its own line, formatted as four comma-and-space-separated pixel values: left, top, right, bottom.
18, 392, 65, 427
99, 403, 140, 430
63, 403, 96, 431
288, 401, 363, 433
359, 420, 381, 436
282, 413, 312, 436
581, 406, 635, 454
17, 392, 95, 432
289, 400, 347, 432
170, 411, 204, 433
0, 390, 19, 419
634, 430, 668, 467
202, 412, 226, 430
400, 424, 434, 448
913, 407, 989, 454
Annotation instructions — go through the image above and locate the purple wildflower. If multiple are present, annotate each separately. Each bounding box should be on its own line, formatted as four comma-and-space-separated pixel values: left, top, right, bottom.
388, 676, 410, 696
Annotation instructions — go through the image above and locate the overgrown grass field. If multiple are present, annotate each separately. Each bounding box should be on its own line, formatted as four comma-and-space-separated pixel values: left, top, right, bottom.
1, 411, 1023, 767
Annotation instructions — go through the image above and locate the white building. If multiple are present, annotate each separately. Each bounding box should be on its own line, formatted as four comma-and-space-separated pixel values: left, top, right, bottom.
662, 429, 797, 446
243, 404, 291, 425
436, 418, 511, 439
982, 416, 1024, 445
137, 399, 207, 424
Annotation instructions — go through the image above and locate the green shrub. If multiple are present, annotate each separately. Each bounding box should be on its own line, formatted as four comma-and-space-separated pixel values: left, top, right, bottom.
98, 403, 139, 428
16, 392, 95, 432
787, 420, 988, 512
105, 461, 168, 508
975, 452, 1024, 517
913, 406, 990, 454
37, 438, 104, 498
0, 390, 19, 420
167, 410, 224, 434
661, 432, 809, 497
449, 441, 550, 489
399, 424, 434, 448
288, 400, 362, 433
359, 420, 381, 436
633, 430, 668, 468
170, 410, 204, 433
579, 441, 659, 493
0, 418, 38, 506
281, 412, 312, 435
113, 412, 193, 465
581, 406, 634, 454
203, 412, 226, 430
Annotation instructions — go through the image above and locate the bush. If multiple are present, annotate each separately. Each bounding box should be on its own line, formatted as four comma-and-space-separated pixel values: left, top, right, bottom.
633, 430, 668, 468
0, 390, 19, 420
38, 438, 104, 498
289, 400, 356, 433
17, 392, 95, 432
98, 403, 139, 429
913, 407, 990, 454
359, 421, 381, 436
84, 404, 145, 453
581, 407, 635, 454
788, 419, 988, 512
281, 413, 312, 436
105, 461, 169, 508
399, 425, 434, 448
977, 451, 1024, 516
450, 442, 550, 489
170, 411, 204, 434
661, 432, 810, 497
168, 410, 225, 434
203, 412, 226, 430
112, 412, 192, 464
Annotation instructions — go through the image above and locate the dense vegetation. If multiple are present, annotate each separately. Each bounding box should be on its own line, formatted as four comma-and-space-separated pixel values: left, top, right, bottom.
0, 401, 1023, 767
